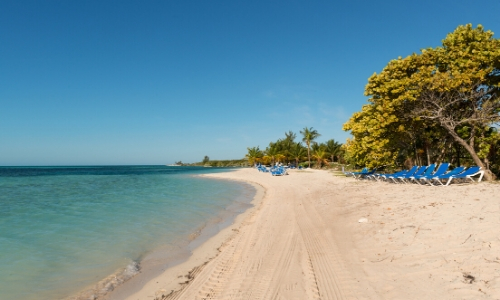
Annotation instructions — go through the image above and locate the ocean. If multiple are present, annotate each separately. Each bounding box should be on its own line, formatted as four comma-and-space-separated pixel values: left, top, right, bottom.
0, 166, 255, 300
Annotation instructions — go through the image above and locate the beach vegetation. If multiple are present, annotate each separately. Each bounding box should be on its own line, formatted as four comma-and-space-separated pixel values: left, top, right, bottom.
300, 127, 321, 168
343, 24, 500, 180
188, 159, 249, 167
312, 147, 329, 169
245, 130, 344, 169
245, 147, 264, 165
290, 142, 307, 166
325, 139, 343, 163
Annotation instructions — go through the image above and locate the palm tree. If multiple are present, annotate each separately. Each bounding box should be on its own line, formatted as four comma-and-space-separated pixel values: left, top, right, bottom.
284, 131, 296, 142
275, 154, 286, 163
300, 127, 321, 168
325, 139, 342, 163
290, 142, 307, 166
246, 147, 263, 165
312, 148, 329, 169
265, 142, 280, 166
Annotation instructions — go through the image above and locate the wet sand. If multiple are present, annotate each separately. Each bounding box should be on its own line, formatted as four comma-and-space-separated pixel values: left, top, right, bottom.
106, 168, 500, 299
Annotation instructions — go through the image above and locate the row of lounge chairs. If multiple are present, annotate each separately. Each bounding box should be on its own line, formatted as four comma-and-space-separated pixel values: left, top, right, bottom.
344, 163, 484, 186
257, 165, 288, 176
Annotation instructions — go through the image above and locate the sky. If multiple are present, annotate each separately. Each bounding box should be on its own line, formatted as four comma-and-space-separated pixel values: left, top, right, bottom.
1, 0, 499, 165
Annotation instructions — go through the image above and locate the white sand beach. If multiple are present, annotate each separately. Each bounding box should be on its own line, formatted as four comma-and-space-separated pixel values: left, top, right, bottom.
106, 168, 500, 299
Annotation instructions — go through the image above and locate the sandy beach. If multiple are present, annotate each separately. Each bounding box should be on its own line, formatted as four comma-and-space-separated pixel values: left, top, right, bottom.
106, 168, 500, 300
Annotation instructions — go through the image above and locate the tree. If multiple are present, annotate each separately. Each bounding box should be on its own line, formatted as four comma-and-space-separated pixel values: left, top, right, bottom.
284, 131, 297, 142
325, 139, 342, 163
202, 156, 210, 164
343, 24, 500, 179
245, 147, 263, 165
312, 148, 329, 169
300, 127, 321, 168
264, 142, 280, 166
290, 142, 307, 166
275, 154, 286, 163
414, 84, 500, 179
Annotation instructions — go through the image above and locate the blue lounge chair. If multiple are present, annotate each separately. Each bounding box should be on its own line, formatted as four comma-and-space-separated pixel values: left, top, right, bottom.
345, 167, 368, 177
409, 163, 436, 184
258, 166, 269, 172
271, 167, 287, 176
417, 163, 450, 185
387, 166, 419, 183
355, 169, 378, 180
394, 165, 428, 183
429, 166, 466, 186
371, 169, 408, 181
439, 166, 484, 186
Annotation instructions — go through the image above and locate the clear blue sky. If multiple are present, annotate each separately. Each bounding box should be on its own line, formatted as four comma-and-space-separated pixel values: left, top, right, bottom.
1, 0, 499, 165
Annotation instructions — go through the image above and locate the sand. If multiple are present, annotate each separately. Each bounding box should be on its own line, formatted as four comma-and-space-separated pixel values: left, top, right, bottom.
106, 168, 500, 299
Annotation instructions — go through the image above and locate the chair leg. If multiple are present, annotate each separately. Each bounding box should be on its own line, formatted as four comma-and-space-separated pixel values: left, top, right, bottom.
478, 170, 485, 182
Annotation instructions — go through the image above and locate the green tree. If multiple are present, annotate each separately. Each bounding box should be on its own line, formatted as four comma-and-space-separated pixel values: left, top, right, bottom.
290, 142, 307, 166
245, 147, 263, 165
300, 127, 321, 168
312, 148, 329, 169
325, 139, 342, 163
343, 24, 500, 180
264, 142, 280, 166
202, 156, 210, 164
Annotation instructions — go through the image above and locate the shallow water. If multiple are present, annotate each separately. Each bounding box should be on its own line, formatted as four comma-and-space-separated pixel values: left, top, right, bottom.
0, 166, 254, 300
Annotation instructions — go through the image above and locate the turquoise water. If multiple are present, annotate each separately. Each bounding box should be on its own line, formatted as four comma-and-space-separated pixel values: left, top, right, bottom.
0, 166, 254, 300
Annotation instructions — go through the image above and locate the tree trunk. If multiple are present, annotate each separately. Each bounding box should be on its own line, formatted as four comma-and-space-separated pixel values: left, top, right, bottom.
446, 127, 495, 181
307, 142, 311, 168
425, 142, 431, 165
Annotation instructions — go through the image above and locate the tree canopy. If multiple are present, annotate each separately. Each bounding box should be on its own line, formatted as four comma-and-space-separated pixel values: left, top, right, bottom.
245, 129, 343, 168
343, 24, 500, 180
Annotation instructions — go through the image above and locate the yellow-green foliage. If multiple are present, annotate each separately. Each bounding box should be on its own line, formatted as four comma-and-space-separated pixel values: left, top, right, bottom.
343, 24, 500, 168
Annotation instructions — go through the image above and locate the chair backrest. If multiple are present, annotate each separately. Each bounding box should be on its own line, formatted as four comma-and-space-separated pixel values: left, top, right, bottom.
455, 166, 481, 177
412, 166, 428, 177
391, 169, 408, 176
421, 164, 436, 176
432, 163, 450, 177
442, 166, 466, 177
405, 166, 419, 176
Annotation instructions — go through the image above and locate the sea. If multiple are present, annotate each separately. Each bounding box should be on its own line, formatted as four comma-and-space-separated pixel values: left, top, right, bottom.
0, 165, 255, 300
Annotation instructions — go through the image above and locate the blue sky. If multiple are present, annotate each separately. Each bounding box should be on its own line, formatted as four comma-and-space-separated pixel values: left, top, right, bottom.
1, 0, 499, 165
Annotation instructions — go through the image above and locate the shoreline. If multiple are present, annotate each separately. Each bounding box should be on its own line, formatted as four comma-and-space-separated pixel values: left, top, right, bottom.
64, 175, 260, 300
94, 168, 500, 299
101, 177, 265, 300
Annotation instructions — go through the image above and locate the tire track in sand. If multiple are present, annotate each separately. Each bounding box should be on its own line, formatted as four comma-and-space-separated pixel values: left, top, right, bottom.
171, 187, 277, 300
294, 192, 353, 300
221, 187, 299, 299
161, 170, 356, 300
